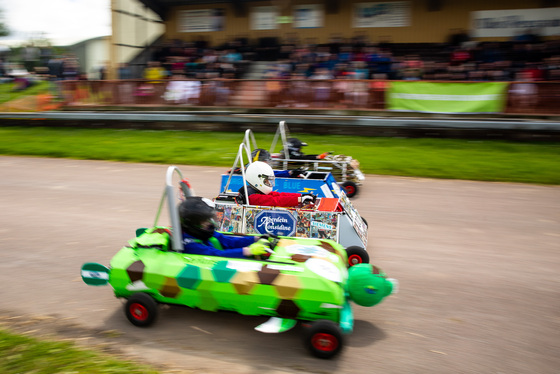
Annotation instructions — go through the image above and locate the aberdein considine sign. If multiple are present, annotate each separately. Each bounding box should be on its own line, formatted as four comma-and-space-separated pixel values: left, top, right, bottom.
254, 210, 296, 236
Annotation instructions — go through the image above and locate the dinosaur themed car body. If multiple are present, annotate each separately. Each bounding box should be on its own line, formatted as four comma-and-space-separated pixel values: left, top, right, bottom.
81, 166, 396, 358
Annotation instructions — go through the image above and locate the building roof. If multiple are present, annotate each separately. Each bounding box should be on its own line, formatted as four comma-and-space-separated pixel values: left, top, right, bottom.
138, 0, 266, 20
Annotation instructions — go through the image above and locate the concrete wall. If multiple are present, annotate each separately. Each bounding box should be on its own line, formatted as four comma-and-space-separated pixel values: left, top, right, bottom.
110, 0, 165, 77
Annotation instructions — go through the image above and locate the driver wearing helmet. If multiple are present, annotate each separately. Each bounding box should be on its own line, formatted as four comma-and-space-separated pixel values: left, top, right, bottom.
250, 148, 305, 177
227, 149, 302, 178
179, 196, 269, 258
240, 161, 316, 207
251, 148, 272, 163
284, 138, 329, 161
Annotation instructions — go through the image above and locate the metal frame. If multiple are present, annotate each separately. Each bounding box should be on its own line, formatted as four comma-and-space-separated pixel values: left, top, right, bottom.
221, 142, 251, 198
242, 128, 257, 155
269, 120, 290, 160
269, 121, 363, 185
154, 166, 193, 251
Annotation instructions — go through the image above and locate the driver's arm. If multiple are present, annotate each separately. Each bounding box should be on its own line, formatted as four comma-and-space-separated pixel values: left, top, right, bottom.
214, 231, 257, 249
182, 238, 247, 258
273, 169, 291, 178
248, 191, 300, 207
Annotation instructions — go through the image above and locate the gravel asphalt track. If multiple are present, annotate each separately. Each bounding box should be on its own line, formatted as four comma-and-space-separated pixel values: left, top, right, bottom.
1, 156, 559, 374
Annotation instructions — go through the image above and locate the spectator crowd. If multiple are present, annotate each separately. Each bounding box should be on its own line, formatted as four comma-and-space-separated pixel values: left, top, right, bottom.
2, 30, 559, 111
145, 31, 560, 83
3, 31, 559, 85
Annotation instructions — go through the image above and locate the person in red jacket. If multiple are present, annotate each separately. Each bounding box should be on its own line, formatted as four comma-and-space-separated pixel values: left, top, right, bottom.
240, 161, 316, 207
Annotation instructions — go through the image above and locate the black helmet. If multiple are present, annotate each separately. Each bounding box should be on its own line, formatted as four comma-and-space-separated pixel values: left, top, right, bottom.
251, 148, 271, 163
178, 196, 217, 240
286, 138, 308, 152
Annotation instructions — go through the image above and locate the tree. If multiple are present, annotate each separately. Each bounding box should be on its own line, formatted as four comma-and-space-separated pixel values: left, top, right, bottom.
0, 9, 9, 37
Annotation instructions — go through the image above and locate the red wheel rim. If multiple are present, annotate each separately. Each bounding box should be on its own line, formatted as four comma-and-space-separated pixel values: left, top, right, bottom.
312, 333, 338, 352
130, 303, 148, 321
345, 185, 356, 195
348, 254, 362, 266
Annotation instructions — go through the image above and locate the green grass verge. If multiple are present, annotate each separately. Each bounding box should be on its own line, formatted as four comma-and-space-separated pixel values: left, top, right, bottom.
0, 81, 51, 104
0, 328, 160, 374
0, 126, 558, 184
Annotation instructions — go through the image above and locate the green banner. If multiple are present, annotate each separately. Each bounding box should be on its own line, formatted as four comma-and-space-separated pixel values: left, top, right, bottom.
387, 81, 508, 113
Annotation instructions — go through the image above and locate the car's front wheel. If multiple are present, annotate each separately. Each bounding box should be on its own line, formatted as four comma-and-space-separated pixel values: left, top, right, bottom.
303, 320, 344, 359
125, 293, 158, 327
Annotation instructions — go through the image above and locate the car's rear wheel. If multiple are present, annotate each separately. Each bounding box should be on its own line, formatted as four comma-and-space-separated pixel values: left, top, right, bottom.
341, 181, 358, 198
303, 320, 344, 359
125, 293, 158, 327
346, 246, 370, 267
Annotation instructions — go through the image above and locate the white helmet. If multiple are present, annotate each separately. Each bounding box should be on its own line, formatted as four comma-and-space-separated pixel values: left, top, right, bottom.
246, 161, 275, 194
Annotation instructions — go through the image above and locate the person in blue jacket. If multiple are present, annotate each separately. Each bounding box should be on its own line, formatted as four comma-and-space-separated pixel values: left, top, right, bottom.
179, 196, 269, 258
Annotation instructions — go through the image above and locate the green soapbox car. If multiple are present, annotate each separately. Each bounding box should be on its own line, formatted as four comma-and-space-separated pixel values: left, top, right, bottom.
81, 166, 397, 359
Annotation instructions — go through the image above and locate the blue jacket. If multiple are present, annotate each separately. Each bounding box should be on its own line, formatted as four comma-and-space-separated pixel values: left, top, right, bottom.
182, 231, 255, 258
274, 169, 291, 178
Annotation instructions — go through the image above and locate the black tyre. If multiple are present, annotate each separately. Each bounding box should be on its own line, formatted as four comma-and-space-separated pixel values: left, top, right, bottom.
341, 181, 358, 198
303, 320, 344, 359
346, 246, 370, 267
125, 293, 158, 327
361, 216, 368, 228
